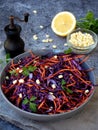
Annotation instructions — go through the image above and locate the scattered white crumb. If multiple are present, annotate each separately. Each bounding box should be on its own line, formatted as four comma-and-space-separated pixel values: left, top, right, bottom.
48, 38, 53, 42
85, 89, 89, 94
58, 74, 63, 79
64, 43, 68, 46
54, 55, 57, 59
19, 69, 23, 73
49, 92, 53, 95
33, 34, 38, 40
33, 10, 37, 14
49, 106, 53, 111
16, 67, 20, 70
51, 84, 56, 89
36, 79, 40, 85
45, 65, 48, 69
52, 45, 57, 49
19, 93, 22, 98
19, 79, 24, 83
42, 39, 49, 43
6, 76, 9, 79
40, 25, 44, 29
13, 80, 17, 84
46, 34, 50, 38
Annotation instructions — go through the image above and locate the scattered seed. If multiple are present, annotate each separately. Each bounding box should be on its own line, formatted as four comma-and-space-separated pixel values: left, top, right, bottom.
40, 25, 44, 29
33, 10, 37, 14
48, 38, 53, 42
46, 34, 50, 38
33, 35, 38, 40
64, 43, 68, 46
52, 45, 57, 49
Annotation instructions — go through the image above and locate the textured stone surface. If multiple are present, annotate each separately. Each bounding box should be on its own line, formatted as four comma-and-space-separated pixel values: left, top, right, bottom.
0, 0, 98, 130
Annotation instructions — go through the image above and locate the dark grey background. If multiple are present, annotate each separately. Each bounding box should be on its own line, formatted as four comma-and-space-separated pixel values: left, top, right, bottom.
0, 0, 98, 129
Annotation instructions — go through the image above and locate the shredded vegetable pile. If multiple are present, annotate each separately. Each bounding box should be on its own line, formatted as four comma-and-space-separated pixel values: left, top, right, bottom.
2, 51, 94, 115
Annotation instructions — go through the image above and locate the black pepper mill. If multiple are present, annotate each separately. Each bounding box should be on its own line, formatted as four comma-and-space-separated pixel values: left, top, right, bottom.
4, 13, 29, 58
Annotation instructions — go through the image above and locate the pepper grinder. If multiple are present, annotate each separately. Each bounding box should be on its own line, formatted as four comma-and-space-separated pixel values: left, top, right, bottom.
4, 13, 29, 58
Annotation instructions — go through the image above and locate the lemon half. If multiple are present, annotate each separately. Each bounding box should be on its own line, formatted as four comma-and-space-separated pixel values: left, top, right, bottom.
51, 11, 76, 36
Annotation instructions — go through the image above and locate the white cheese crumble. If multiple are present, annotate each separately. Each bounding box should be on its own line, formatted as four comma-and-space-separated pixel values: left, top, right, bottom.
13, 80, 17, 84
54, 55, 57, 59
19, 93, 22, 98
51, 84, 56, 89
85, 89, 89, 94
49, 92, 53, 95
45, 65, 48, 69
16, 67, 19, 70
36, 79, 40, 85
58, 74, 63, 79
19, 69, 23, 73
6, 76, 9, 80
19, 79, 24, 83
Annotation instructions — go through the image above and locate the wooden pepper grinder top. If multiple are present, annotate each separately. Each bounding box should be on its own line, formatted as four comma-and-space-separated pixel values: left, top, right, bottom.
4, 13, 29, 58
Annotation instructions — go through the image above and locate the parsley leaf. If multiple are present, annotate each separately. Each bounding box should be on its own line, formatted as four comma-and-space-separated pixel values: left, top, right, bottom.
30, 96, 37, 102
61, 79, 73, 94
9, 69, 16, 75
22, 67, 30, 76
64, 48, 72, 54
61, 79, 66, 86
61, 85, 73, 94
22, 98, 29, 105
29, 102, 37, 112
6, 53, 11, 63
65, 87, 73, 94
77, 11, 98, 33
28, 66, 37, 72
22, 66, 37, 76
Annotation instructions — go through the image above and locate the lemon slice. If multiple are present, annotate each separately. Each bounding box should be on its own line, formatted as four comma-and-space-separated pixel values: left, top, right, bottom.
51, 11, 76, 36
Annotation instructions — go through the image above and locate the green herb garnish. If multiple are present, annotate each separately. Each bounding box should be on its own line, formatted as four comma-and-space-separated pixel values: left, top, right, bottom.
61, 79, 66, 86
28, 65, 37, 72
22, 67, 30, 76
64, 48, 72, 54
29, 102, 37, 112
9, 69, 18, 76
77, 11, 98, 33
22, 96, 37, 112
6, 53, 11, 63
22, 98, 29, 105
30, 96, 37, 102
22, 65, 37, 76
61, 79, 73, 94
